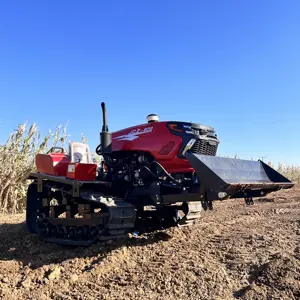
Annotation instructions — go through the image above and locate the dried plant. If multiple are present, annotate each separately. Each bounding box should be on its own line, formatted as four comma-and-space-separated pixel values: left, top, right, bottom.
81, 133, 88, 144
276, 163, 300, 185
0, 123, 69, 213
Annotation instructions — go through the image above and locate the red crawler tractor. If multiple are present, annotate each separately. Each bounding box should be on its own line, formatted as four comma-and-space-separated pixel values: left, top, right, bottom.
26, 102, 294, 245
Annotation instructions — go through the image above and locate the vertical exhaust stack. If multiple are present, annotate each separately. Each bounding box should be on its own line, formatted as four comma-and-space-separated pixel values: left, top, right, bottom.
100, 102, 112, 154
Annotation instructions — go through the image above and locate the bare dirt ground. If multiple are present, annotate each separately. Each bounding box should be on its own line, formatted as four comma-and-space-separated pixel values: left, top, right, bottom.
0, 187, 299, 300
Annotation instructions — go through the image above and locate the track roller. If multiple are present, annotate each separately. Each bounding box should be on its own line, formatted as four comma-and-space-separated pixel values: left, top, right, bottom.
76, 226, 89, 240
68, 227, 77, 240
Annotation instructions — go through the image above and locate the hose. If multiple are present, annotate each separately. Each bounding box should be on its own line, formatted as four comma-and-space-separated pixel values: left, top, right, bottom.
150, 161, 180, 184
141, 166, 159, 179
96, 144, 102, 155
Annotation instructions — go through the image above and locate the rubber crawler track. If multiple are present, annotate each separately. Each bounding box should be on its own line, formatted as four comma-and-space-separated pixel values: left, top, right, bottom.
31, 190, 137, 246
27, 183, 203, 246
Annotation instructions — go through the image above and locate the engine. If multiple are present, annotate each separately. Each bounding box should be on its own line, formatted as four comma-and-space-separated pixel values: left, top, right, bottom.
97, 111, 220, 192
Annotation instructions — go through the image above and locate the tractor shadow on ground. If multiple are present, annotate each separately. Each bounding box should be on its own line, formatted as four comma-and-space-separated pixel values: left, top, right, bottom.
0, 221, 172, 270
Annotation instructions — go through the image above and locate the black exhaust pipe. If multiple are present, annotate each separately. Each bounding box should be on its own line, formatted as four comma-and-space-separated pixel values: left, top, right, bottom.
101, 102, 108, 132
100, 102, 112, 154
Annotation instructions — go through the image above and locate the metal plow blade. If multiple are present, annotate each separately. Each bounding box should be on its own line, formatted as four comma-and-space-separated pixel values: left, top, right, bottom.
185, 152, 294, 200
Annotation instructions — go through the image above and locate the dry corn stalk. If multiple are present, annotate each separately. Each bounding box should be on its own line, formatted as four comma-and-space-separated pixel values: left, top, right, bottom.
0, 123, 69, 213
276, 163, 300, 185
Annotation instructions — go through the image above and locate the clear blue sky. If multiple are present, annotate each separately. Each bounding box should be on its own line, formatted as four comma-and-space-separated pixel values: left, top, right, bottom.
0, 1, 299, 166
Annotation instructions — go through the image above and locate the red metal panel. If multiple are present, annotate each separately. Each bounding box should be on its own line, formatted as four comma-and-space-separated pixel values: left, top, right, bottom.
67, 163, 97, 181
111, 121, 193, 174
36, 153, 70, 176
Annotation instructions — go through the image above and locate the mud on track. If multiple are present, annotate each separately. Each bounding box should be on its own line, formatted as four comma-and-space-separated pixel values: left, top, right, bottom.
0, 187, 299, 300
